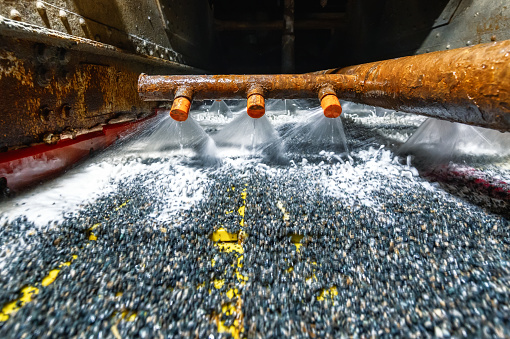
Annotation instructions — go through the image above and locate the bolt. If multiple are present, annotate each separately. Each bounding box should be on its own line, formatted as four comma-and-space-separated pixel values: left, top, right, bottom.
37, 68, 52, 87
36, 2, 46, 14
39, 105, 53, 122
61, 104, 72, 118
58, 48, 70, 65
36, 44, 52, 63
58, 9, 67, 20
10, 9, 21, 21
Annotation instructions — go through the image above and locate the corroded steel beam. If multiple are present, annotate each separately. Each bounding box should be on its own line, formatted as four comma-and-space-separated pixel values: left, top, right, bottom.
138, 40, 510, 131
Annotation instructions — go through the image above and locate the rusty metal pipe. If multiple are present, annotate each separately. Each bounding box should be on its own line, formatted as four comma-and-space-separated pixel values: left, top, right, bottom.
138, 40, 510, 131
314, 40, 510, 132
138, 73, 354, 101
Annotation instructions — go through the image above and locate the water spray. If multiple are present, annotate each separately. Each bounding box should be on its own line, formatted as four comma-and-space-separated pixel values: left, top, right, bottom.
139, 39, 510, 131
138, 73, 346, 121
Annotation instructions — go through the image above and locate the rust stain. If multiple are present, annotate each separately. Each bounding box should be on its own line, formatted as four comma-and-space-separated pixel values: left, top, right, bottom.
0, 41, 153, 150
317, 40, 510, 131
138, 73, 354, 101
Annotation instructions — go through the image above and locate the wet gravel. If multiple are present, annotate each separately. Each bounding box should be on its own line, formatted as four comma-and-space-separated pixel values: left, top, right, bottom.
0, 114, 509, 338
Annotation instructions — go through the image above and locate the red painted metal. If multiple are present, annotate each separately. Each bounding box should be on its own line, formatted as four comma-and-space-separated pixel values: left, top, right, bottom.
424, 163, 510, 216
0, 114, 157, 192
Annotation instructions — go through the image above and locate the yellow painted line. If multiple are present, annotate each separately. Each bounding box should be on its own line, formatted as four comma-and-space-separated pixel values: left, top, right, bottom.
214, 279, 225, 289
290, 234, 303, 251
237, 206, 245, 218
211, 228, 238, 242
215, 185, 248, 339
1, 200, 128, 322
88, 223, 100, 241
114, 200, 129, 211
217, 242, 243, 254
0, 255, 78, 321
89, 223, 101, 231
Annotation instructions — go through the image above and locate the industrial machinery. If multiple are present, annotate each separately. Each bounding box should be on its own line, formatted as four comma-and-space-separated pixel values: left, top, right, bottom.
1, 0, 510, 190
1, 1, 510, 338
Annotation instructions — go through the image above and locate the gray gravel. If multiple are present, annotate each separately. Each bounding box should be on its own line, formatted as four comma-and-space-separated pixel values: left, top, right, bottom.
0, 113, 509, 338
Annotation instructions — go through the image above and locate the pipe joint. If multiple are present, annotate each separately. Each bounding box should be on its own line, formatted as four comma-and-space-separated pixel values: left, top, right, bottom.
170, 86, 193, 121
319, 85, 342, 118
318, 85, 337, 101
247, 85, 266, 119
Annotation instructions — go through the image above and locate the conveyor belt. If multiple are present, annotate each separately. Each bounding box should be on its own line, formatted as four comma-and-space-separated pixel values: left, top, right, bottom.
0, 111, 509, 338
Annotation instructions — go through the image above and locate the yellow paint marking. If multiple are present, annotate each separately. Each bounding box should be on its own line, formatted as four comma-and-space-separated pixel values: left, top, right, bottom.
306, 273, 318, 283
1, 200, 129, 322
290, 234, 304, 252
276, 201, 290, 221
214, 279, 225, 289
121, 311, 137, 322
211, 228, 238, 242
114, 200, 129, 211
217, 242, 243, 254
226, 288, 238, 299
216, 303, 241, 339
237, 206, 245, 217
236, 270, 248, 283
89, 223, 100, 231
0, 255, 78, 321
317, 286, 338, 301
214, 185, 248, 339
0, 286, 39, 321
88, 223, 100, 241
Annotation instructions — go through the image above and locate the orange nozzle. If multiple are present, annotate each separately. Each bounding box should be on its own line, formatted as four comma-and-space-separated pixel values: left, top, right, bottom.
170, 96, 191, 121
247, 94, 265, 118
321, 94, 342, 118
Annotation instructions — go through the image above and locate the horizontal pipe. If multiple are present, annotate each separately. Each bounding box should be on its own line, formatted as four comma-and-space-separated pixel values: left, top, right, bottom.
138, 73, 355, 101
315, 40, 510, 132
138, 40, 510, 131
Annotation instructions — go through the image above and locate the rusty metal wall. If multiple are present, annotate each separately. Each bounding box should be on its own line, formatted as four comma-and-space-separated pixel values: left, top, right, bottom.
0, 0, 214, 66
0, 11, 208, 150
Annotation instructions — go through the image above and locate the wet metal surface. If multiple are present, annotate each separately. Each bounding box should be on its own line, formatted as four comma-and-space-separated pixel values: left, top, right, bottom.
0, 17, 203, 150
141, 40, 510, 131
138, 73, 353, 102
317, 39, 510, 132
